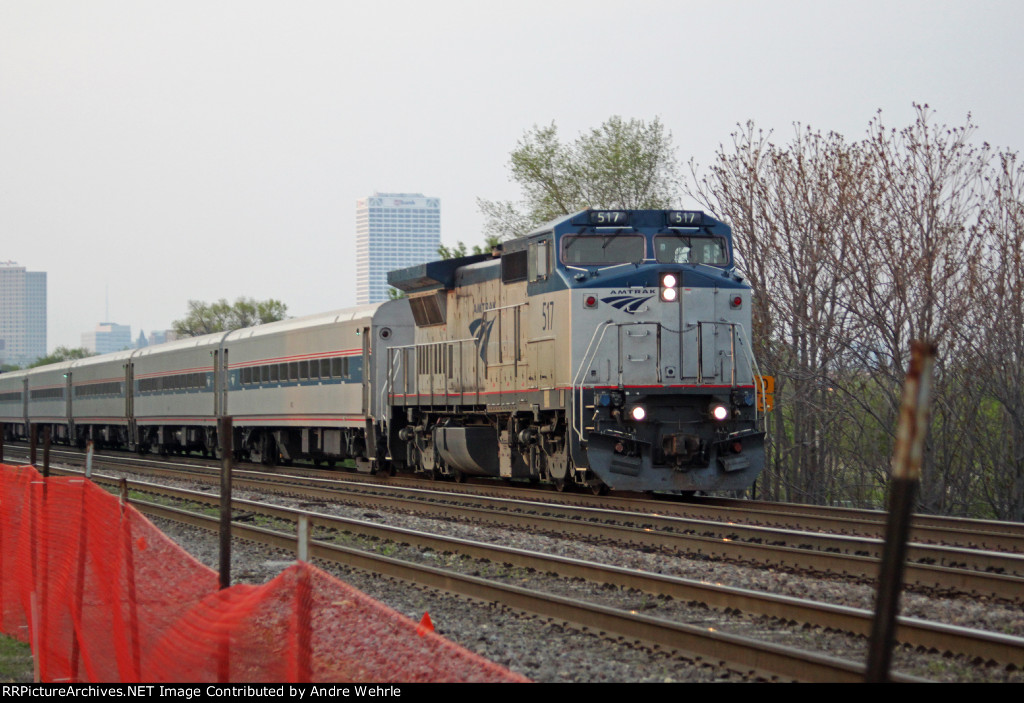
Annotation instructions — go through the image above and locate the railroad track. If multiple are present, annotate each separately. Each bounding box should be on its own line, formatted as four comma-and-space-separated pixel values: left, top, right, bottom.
108, 473, 1024, 671
8, 446, 1024, 600
11, 444, 1024, 550
72, 473, 928, 682
6, 446, 1024, 682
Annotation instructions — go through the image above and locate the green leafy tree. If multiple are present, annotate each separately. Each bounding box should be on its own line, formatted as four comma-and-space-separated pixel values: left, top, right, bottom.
172, 297, 288, 337
478, 116, 682, 240
29, 346, 96, 368
436, 236, 500, 260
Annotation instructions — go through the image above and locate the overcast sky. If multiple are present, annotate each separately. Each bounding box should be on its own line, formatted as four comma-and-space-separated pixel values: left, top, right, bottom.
2, 0, 1022, 351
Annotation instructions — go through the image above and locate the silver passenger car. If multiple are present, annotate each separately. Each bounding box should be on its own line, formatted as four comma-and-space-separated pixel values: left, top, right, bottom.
1, 301, 414, 470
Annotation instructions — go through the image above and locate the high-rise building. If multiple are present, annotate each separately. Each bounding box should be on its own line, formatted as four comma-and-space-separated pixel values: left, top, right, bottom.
355, 193, 441, 304
148, 330, 175, 346
0, 262, 47, 367
82, 322, 132, 355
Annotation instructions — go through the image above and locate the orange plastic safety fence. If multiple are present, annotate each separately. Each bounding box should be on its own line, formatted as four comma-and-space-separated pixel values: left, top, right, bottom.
0, 464, 529, 683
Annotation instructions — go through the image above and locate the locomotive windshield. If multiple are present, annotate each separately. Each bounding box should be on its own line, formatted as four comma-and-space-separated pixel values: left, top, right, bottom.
561, 234, 645, 265
654, 235, 729, 266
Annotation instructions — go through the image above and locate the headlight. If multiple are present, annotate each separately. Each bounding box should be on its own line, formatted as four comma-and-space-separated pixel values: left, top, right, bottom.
710, 404, 729, 421
629, 405, 647, 422
660, 272, 679, 302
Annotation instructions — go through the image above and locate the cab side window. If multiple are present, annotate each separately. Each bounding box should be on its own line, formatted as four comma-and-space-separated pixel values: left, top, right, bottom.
528, 237, 553, 282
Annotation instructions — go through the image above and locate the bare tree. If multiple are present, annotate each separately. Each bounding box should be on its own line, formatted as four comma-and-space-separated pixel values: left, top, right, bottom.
689, 124, 868, 503
972, 150, 1024, 520
840, 105, 991, 514
689, 106, 1000, 514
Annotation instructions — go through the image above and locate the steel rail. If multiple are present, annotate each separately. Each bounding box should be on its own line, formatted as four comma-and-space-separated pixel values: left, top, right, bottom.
55, 451, 1024, 577
48, 462, 1024, 602
18, 443, 1024, 555
131, 497, 928, 683
10, 444, 1024, 552
696, 496, 1024, 540
109, 475, 1024, 669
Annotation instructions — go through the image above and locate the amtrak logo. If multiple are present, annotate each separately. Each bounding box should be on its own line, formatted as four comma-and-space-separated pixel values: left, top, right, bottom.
600, 294, 654, 314
469, 317, 495, 361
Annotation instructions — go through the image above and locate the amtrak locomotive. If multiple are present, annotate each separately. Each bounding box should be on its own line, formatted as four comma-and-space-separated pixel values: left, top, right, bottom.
0, 210, 768, 494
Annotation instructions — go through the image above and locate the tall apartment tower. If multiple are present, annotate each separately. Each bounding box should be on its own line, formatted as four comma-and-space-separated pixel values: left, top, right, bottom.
355, 193, 440, 304
0, 262, 47, 367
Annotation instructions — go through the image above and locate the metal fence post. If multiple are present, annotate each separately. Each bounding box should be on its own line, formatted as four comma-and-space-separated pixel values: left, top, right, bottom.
42, 426, 51, 478
296, 516, 312, 683
866, 340, 937, 682
218, 416, 233, 590
217, 416, 233, 683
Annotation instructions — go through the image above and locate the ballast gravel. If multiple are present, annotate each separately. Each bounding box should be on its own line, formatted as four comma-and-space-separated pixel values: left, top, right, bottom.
116, 469, 1023, 683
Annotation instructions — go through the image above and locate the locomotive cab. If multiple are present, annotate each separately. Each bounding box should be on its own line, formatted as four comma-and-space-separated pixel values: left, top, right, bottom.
386, 209, 766, 494
551, 210, 766, 492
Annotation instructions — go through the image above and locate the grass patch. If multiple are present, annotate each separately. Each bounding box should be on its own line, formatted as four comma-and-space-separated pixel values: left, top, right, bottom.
0, 634, 33, 683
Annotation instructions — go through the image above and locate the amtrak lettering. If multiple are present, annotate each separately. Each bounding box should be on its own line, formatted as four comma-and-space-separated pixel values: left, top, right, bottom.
600, 293, 655, 314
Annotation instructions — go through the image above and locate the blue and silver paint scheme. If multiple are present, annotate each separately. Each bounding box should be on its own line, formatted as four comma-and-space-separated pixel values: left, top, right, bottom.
387, 209, 766, 493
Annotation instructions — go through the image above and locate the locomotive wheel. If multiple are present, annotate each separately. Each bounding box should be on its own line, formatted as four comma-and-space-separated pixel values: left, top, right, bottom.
589, 481, 609, 496
553, 478, 568, 492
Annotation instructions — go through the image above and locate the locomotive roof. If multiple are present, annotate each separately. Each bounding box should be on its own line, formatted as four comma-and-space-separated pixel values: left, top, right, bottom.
522, 209, 730, 238
388, 209, 733, 295
387, 252, 493, 294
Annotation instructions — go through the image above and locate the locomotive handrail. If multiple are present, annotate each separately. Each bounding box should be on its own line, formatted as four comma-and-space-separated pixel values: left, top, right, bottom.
687, 320, 728, 385
732, 322, 765, 427
478, 301, 527, 377
385, 338, 480, 412
695, 319, 762, 426
383, 347, 403, 420
571, 319, 761, 442
572, 319, 667, 441
571, 320, 616, 442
